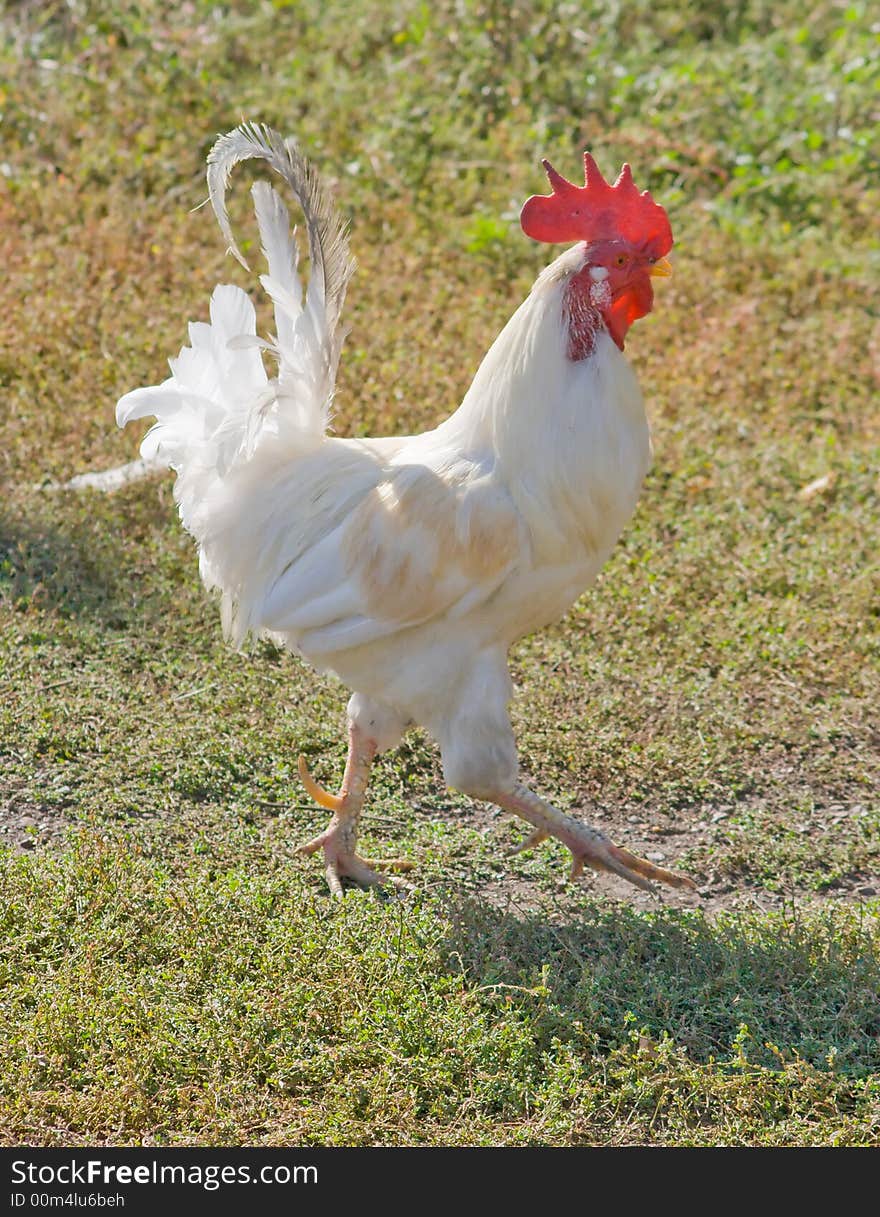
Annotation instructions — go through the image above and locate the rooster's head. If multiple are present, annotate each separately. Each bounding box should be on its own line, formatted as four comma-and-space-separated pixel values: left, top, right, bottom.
520, 153, 673, 350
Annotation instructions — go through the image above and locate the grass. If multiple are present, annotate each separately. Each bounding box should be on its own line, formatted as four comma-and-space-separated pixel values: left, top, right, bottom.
3, 837, 879, 1145
1, 0, 878, 1145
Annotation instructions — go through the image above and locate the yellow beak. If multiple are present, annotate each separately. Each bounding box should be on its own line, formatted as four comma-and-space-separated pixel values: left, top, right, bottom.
648, 256, 673, 278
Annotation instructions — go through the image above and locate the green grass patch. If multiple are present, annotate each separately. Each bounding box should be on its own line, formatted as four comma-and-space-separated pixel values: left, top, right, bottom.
1, 0, 878, 1145
2, 835, 879, 1145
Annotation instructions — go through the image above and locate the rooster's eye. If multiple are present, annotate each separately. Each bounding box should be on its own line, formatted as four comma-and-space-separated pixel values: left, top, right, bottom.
615, 254, 627, 267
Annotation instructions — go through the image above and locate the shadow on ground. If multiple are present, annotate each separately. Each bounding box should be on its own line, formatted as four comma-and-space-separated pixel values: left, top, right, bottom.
0, 484, 174, 629
440, 895, 880, 1076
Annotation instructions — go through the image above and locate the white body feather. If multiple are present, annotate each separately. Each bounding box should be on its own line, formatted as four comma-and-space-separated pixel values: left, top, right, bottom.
117, 126, 651, 789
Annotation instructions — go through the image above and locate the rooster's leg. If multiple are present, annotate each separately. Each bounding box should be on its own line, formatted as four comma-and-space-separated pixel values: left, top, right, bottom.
495, 783, 696, 893
297, 726, 413, 897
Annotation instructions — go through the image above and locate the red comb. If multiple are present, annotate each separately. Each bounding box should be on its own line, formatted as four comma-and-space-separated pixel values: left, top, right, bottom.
520, 152, 673, 257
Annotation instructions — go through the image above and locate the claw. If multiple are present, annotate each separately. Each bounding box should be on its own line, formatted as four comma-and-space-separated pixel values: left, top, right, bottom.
573, 840, 695, 893
298, 754, 344, 812
590, 848, 655, 892
493, 785, 697, 897
510, 829, 548, 856
296, 829, 332, 857
296, 730, 411, 897
325, 862, 346, 899
607, 844, 697, 891
322, 853, 413, 899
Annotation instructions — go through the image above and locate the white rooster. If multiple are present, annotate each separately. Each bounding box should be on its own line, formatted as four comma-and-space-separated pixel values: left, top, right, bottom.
117, 123, 695, 897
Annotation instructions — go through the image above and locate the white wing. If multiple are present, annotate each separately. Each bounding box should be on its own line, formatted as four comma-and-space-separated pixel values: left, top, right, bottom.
258, 445, 525, 653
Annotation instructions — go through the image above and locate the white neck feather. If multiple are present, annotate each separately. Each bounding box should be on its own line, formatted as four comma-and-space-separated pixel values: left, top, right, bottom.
440, 247, 652, 562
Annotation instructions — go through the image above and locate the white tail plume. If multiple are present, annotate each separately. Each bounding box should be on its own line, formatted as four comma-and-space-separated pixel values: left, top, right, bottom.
117, 121, 356, 478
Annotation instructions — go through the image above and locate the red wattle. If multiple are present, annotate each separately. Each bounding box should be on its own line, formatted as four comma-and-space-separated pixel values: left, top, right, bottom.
564, 270, 655, 358
606, 277, 655, 350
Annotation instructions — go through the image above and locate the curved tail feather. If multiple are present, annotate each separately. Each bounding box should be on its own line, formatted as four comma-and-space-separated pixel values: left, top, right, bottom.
117, 121, 355, 478
207, 121, 355, 362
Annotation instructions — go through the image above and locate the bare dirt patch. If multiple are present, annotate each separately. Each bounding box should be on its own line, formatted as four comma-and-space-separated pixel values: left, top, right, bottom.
0, 778, 75, 854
